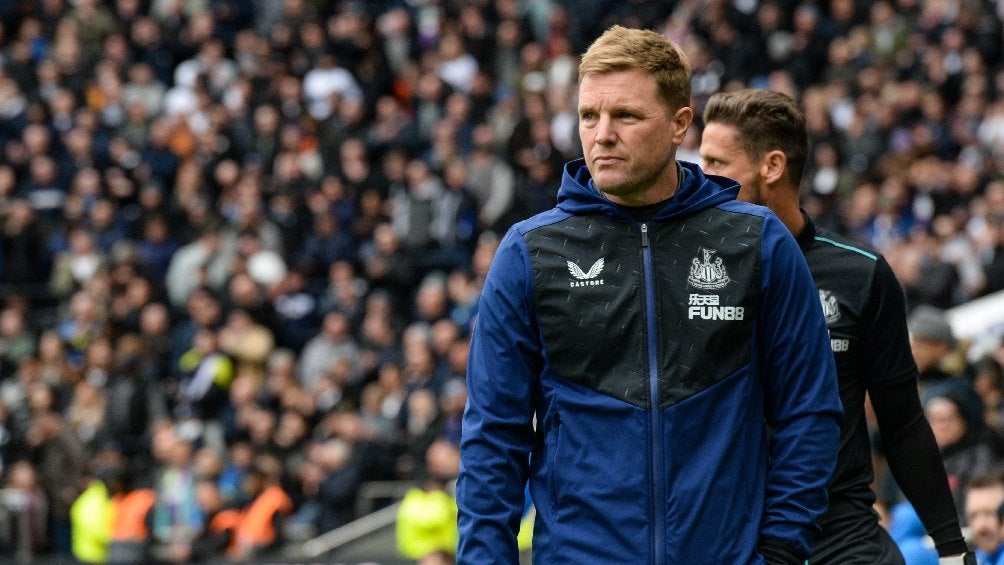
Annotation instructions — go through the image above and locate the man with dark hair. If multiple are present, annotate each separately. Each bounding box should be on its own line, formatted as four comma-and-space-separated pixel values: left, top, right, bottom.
701, 88, 972, 565
458, 27, 842, 564
965, 473, 1004, 565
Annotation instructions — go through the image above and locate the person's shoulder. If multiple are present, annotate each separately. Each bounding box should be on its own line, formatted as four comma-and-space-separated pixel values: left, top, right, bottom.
809, 226, 882, 264
805, 227, 894, 293
713, 201, 791, 239
511, 207, 572, 236
716, 199, 772, 219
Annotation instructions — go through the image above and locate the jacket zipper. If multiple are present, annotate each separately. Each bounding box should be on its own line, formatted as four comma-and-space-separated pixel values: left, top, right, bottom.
641, 223, 665, 565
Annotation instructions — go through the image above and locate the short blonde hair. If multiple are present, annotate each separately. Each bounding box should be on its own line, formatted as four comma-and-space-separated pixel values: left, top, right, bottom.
578, 25, 692, 111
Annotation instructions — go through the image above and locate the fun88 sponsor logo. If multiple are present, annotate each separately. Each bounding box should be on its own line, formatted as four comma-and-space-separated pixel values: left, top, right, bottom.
687, 294, 745, 320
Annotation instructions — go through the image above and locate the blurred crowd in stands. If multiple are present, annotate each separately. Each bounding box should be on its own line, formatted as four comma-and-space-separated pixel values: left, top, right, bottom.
0, 0, 1004, 562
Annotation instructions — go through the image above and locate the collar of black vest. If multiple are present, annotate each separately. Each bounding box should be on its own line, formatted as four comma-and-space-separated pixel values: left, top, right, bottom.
794, 209, 816, 252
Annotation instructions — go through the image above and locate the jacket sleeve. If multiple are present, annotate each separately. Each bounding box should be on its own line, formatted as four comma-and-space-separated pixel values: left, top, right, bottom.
756, 214, 843, 559
456, 226, 540, 564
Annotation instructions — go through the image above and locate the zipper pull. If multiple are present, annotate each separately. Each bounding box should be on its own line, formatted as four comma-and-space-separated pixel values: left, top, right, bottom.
641, 223, 649, 247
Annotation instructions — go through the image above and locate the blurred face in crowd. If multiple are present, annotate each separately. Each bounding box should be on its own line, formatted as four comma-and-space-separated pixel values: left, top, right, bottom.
195, 480, 224, 514
426, 439, 460, 482
578, 67, 691, 206
139, 302, 169, 336
6, 461, 38, 491
909, 336, 952, 373
966, 482, 1004, 553
925, 397, 966, 449
0, 308, 25, 337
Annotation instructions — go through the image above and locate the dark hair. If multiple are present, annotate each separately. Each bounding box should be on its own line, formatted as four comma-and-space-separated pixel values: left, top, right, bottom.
968, 471, 1004, 492
975, 355, 1004, 391
703, 89, 808, 188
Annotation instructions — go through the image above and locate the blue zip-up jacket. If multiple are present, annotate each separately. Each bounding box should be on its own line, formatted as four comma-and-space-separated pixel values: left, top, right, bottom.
457, 158, 842, 564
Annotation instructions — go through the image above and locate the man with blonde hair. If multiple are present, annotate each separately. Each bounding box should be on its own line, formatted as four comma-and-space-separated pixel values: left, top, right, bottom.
458, 26, 841, 564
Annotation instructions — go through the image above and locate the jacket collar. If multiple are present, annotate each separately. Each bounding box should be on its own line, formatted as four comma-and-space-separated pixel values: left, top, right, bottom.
794, 210, 816, 252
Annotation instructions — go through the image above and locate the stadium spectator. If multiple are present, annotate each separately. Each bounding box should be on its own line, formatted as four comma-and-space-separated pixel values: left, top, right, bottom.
964, 473, 1004, 565
187, 478, 237, 562
298, 309, 360, 393
149, 429, 202, 558
69, 468, 112, 564
28, 411, 86, 555
0, 460, 48, 557
925, 393, 1002, 523
396, 439, 459, 562
227, 453, 293, 561
0, 305, 36, 379
106, 468, 156, 564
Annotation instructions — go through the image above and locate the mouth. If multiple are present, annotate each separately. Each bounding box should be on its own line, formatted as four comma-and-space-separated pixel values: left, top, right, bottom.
592, 156, 621, 165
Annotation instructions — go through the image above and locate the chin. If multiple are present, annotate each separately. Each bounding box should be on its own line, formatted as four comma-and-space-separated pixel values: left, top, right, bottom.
592, 174, 627, 193
594, 182, 626, 196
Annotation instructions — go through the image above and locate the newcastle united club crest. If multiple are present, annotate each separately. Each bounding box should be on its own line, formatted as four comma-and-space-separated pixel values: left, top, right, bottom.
687, 248, 731, 290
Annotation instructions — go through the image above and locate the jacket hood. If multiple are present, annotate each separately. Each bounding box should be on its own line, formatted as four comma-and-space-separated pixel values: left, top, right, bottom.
556, 158, 740, 221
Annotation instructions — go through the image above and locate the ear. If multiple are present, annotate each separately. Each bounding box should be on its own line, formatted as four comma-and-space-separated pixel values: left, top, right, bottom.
760, 149, 787, 185
669, 106, 694, 146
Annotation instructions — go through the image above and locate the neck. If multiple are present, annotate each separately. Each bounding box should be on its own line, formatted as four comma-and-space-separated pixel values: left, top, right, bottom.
776, 206, 806, 236
767, 183, 805, 235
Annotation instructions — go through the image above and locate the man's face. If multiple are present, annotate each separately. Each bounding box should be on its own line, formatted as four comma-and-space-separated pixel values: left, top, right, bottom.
966, 484, 1004, 553
925, 397, 966, 449
578, 68, 690, 205
910, 337, 952, 373
700, 122, 766, 205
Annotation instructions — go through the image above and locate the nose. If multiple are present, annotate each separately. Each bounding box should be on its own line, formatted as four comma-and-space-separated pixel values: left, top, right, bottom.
594, 115, 616, 145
